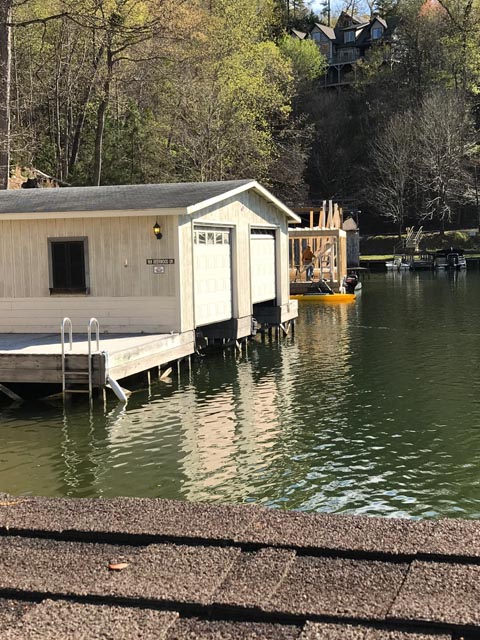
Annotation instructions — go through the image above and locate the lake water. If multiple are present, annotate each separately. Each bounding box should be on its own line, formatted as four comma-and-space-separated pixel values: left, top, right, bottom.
1, 270, 480, 519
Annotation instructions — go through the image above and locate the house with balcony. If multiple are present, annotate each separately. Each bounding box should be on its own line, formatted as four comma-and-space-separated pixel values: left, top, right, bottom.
305, 12, 396, 87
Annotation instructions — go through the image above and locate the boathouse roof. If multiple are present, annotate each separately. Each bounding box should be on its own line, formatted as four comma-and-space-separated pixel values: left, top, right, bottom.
0, 180, 301, 221
0, 495, 478, 638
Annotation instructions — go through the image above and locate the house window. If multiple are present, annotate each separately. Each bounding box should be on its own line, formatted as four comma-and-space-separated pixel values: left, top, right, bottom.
344, 31, 355, 43
49, 238, 89, 294
312, 31, 321, 42
372, 27, 383, 39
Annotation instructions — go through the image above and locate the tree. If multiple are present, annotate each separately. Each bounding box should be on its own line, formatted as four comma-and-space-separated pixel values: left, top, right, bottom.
368, 111, 416, 234
415, 90, 476, 225
0, 0, 12, 189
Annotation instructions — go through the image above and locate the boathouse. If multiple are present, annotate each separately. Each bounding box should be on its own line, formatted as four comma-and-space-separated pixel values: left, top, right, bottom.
0, 181, 299, 399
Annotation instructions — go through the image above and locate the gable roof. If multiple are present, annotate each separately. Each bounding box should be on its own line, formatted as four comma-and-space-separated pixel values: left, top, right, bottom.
290, 27, 307, 39
313, 23, 336, 40
0, 180, 300, 222
373, 16, 388, 28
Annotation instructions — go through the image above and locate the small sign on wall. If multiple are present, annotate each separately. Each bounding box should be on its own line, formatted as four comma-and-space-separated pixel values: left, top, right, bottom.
146, 258, 174, 265
153, 266, 165, 274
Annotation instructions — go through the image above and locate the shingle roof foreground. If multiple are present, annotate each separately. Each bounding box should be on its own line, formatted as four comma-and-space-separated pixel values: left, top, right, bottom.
0, 180, 252, 214
0, 495, 478, 639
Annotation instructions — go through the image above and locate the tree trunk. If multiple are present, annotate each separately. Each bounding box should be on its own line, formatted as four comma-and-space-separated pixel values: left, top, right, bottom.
69, 44, 104, 176
92, 48, 112, 186
0, 0, 12, 190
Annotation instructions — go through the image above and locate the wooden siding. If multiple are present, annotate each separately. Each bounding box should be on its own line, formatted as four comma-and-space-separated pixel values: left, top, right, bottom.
0, 215, 182, 333
0, 297, 178, 334
0, 215, 178, 298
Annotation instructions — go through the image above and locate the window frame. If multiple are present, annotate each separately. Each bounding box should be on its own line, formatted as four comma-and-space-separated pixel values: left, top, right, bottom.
371, 26, 383, 40
344, 30, 355, 43
48, 237, 90, 295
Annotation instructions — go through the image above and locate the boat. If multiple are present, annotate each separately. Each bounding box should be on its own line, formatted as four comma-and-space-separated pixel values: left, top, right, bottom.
343, 269, 363, 293
290, 278, 356, 302
385, 256, 411, 270
433, 249, 467, 270
291, 292, 356, 303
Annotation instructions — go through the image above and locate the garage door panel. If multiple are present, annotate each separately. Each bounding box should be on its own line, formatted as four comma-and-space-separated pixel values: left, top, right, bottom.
194, 228, 232, 327
251, 232, 276, 304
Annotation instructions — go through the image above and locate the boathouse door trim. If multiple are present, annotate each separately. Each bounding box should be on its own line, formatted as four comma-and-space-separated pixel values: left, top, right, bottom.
47, 236, 90, 295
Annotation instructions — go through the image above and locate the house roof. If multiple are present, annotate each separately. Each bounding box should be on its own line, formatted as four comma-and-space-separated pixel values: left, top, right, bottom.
373, 16, 388, 28
313, 23, 336, 40
0, 180, 300, 222
0, 494, 478, 639
290, 28, 307, 39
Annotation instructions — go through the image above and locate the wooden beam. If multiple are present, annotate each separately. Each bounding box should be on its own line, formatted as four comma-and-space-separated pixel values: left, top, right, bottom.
0, 383, 22, 401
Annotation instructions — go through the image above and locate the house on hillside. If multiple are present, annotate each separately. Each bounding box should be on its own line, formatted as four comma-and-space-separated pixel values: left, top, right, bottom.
297, 11, 397, 87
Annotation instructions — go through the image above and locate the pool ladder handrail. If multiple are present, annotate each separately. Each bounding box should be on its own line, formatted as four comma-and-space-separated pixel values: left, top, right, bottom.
61, 317, 101, 402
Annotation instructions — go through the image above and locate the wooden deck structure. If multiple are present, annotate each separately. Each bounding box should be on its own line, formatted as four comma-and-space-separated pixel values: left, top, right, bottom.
289, 201, 347, 292
0, 330, 196, 402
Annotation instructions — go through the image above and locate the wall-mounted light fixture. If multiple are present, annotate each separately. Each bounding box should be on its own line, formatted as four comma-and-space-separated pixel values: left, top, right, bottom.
153, 221, 162, 240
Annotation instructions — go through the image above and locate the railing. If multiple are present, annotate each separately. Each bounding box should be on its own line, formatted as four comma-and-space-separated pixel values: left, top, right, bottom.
328, 52, 360, 64
87, 318, 100, 400
61, 318, 73, 394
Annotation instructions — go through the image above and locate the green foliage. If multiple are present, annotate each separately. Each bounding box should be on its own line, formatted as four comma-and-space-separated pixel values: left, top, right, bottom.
278, 35, 326, 85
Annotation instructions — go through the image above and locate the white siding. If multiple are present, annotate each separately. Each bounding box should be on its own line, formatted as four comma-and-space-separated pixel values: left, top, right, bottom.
0, 297, 177, 334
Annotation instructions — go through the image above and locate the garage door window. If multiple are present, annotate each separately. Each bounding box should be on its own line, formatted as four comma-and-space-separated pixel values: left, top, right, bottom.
194, 230, 229, 245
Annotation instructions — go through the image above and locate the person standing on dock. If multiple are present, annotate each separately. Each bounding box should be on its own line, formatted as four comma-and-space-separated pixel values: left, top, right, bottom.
302, 245, 315, 281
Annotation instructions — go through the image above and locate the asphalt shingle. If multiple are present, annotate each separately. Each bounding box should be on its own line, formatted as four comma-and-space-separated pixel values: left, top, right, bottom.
0, 496, 479, 638
264, 556, 409, 619
238, 509, 433, 556
0, 599, 34, 634
165, 618, 302, 639
422, 519, 480, 559
209, 548, 296, 608
4, 600, 179, 640
389, 560, 480, 627
0, 181, 253, 214
0, 537, 240, 605
300, 622, 451, 639
0, 497, 261, 543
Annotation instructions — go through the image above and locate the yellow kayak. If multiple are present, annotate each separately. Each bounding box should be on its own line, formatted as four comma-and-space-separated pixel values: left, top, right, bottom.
290, 293, 356, 303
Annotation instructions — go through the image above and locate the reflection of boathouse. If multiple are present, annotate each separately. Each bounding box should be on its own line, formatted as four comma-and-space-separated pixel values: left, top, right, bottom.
0, 180, 298, 401
289, 201, 347, 293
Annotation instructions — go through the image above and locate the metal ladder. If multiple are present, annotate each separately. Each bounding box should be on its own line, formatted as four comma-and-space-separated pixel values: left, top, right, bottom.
61, 317, 100, 402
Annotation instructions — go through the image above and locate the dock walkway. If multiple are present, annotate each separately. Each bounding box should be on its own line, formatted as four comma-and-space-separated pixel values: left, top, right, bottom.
0, 331, 194, 393
0, 495, 478, 638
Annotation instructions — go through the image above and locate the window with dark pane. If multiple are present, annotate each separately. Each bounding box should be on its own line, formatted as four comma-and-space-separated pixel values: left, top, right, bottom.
50, 240, 87, 294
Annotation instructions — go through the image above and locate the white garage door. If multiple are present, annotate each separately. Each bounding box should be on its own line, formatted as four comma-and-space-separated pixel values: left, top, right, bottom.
194, 227, 232, 327
251, 229, 276, 304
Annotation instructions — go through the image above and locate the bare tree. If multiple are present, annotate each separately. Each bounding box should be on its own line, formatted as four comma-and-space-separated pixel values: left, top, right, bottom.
415, 90, 475, 226
368, 110, 416, 235
0, 0, 12, 189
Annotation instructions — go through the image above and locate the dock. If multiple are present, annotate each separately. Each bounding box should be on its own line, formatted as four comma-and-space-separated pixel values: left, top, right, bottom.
0, 495, 478, 638
0, 330, 195, 402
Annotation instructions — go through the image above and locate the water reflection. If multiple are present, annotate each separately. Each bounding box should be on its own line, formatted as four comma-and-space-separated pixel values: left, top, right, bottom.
1, 272, 480, 518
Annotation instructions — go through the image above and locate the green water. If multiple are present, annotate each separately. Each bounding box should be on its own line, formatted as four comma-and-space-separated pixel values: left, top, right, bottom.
1, 270, 480, 518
